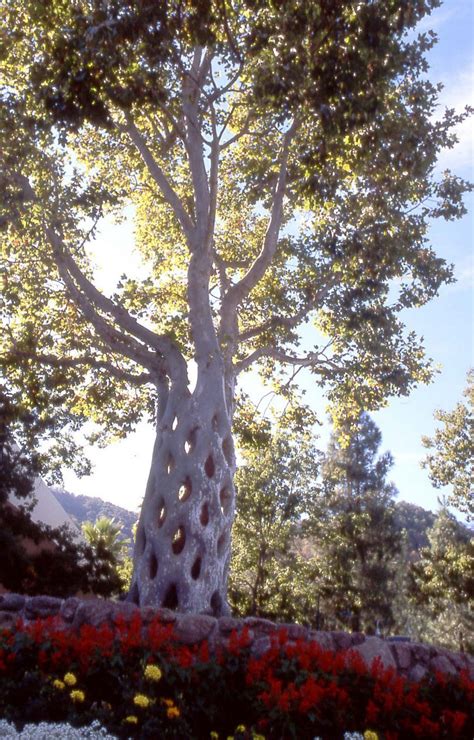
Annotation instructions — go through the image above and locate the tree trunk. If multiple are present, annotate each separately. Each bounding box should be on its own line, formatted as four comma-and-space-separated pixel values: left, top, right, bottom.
128, 364, 236, 615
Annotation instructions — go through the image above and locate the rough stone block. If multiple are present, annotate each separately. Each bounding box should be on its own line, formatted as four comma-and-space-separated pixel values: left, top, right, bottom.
60, 597, 80, 623
392, 642, 413, 671
409, 663, 427, 682
332, 631, 352, 651
244, 617, 278, 635
309, 631, 335, 652
431, 654, 457, 677
0, 594, 25, 612
174, 614, 216, 644
72, 598, 114, 629
250, 635, 271, 658
0, 611, 17, 629
349, 636, 396, 671
218, 616, 243, 634
279, 623, 308, 641
25, 595, 61, 619
140, 606, 175, 625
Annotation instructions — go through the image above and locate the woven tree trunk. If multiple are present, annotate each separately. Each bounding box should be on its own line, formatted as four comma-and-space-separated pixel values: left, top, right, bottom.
128, 361, 236, 615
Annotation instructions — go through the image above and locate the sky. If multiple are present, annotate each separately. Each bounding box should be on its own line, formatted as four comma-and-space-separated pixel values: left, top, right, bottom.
63, 1, 473, 519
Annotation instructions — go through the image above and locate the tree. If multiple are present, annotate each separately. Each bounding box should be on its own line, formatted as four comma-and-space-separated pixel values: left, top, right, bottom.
229, 404, 321, 622
0, 387, 121, 597
312, 413, 401, 633
1, 1, 471, 613
422, 370, 474, 521
82, 515, 132, 593
409, 507, 474, 652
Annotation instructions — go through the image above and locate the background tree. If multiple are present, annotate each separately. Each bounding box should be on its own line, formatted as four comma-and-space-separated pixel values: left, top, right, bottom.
311, 413, 401, 633
1, 0, 471, 613
409, 506, 474, 652
421, 370, 474, 521
82, 516, 132, 594
0, 387, 122, 597
229, 402, 321, 622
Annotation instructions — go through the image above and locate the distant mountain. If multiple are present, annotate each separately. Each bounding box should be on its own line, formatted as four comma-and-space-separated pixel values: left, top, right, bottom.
51, 489, 138, 552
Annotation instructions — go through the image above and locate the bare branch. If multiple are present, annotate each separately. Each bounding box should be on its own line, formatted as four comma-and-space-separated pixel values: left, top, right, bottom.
238, 284, 334, 342
222, 119, 299, 311
9, 350, 153, 386
123, 112, 195, 241
234, 346, 342, 375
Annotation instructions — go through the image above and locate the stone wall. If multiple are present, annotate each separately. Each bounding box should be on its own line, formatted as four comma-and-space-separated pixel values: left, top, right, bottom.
1, 593, 472, 683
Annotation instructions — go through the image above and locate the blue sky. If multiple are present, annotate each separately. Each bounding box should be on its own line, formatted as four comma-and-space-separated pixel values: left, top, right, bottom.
62, 1, 473, 519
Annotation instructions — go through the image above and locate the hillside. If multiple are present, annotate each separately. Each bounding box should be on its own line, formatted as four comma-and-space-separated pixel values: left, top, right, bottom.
51, 488, 139, 550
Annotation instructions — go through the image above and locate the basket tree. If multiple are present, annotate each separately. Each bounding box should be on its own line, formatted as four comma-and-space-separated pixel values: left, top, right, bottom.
0, 0, 471, 613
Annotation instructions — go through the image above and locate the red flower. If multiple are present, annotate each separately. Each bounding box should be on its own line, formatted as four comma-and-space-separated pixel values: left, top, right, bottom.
442, 709, 468, 736
298, 675, 324, 713
365, 699, 379, 725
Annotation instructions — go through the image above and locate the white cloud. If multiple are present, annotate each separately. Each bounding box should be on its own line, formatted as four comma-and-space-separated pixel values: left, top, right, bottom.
435, 64, 474, 172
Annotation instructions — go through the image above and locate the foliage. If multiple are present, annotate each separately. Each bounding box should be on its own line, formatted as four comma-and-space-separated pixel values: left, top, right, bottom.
408, 508, 474, 653
310, 414, 401, 633
0, 615, 472, 739
229, 403, 321, 622
0, 388, 125, 598
421, 370, 474, 521
82, 516, 132, 594
1, 0, 472, 451
53, 489, 138, 553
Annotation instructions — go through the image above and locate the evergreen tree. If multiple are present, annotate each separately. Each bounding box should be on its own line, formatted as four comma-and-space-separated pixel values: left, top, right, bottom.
229, 404, 321, 623
313, 413, 401, 633
409, 507, 474, 653
82, 516, 131, 594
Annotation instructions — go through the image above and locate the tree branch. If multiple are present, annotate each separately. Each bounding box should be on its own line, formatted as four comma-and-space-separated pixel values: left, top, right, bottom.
234, 346, 341, 375
123, 112, 194, 241
222, 120, 299, 311
9, 350, 153, 386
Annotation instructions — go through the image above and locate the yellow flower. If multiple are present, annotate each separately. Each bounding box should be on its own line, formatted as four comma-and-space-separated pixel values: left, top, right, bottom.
144, 664, 162, 682
236, 727, 246, 734
364, 732, 379, 740
63, 672, 77, 687
252, 735, 266, 740
161, 698, 175, 708
210, 733, 219, 740
124, 716, 138, 725
70, 690, 85, 703
167, 706, 180, 719
133, 693, 151, 709
53, 680, 65, 691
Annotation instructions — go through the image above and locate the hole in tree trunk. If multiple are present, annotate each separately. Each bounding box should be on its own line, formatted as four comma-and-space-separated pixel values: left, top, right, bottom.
185, 427, 197, 454
191, 556, 202, 580
129, 583, 140, 606
217, 531, 227, 558
171, 525, 186, 554
172, 416, 178, 431
167, 452, 175, 475
200, 502, 210, 527
149, 552, 158, 579
158, 499, 166, 528
212, 414, 219, 432
136, 525, 146, 555
210, 590, 222, 616
162, 583, 178, 610
222, 436, 233, 466
204, 454, 215, 478
178, 477, 192, 502
220, 487, 232, 516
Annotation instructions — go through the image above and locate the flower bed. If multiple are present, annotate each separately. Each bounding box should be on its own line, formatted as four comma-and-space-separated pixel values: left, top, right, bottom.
0, 614, 472, 739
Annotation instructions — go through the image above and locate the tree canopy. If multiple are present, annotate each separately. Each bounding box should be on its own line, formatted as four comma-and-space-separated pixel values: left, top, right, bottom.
0, 0, 472, 611
422, 370, 474, 520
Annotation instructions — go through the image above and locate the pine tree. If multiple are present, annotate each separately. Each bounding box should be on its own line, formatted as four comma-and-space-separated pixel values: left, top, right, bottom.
313, 413, 401, 633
